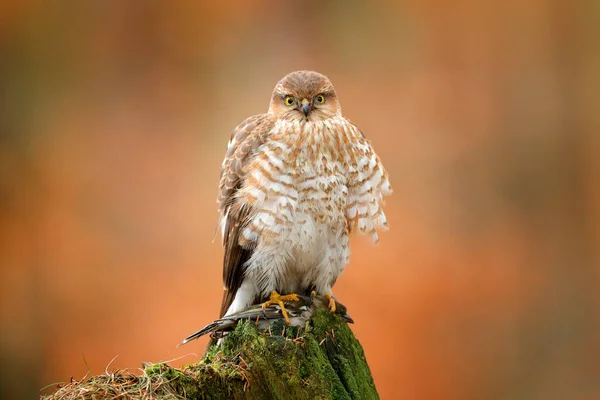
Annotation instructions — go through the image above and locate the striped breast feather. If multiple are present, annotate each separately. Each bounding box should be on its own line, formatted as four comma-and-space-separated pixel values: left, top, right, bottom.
342, 120, 392, 242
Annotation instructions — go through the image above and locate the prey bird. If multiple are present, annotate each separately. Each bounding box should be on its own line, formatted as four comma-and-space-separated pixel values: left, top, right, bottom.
179, 294, 353, 346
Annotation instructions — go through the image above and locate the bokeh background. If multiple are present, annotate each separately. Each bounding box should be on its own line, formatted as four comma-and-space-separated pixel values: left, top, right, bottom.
1, 1, 599, 398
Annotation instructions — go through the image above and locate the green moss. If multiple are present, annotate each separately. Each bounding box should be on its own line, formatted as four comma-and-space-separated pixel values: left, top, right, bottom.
308, 310, 379, 399
43, 313, 379, 399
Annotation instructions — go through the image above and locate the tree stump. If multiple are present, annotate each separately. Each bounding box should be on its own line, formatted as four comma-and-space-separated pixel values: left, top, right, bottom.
43, 310, 379, 399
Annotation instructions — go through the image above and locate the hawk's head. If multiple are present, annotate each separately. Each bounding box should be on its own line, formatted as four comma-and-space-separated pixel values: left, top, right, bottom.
269, 71, 342, 121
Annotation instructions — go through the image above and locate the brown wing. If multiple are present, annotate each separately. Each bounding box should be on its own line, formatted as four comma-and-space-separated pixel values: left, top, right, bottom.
217, 113, 276, 318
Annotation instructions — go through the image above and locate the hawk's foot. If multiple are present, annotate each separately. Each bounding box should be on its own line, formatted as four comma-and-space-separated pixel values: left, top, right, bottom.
311, 291, 336, 313
262, 291, 300, 324
323, 293, 336, 313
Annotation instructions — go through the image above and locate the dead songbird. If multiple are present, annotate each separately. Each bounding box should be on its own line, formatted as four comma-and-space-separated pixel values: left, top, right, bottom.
178, 294, 353, 347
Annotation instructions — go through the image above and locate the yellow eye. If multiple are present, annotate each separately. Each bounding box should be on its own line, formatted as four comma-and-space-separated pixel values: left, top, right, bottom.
284, 97, 295, 106
315, 94, 325, 104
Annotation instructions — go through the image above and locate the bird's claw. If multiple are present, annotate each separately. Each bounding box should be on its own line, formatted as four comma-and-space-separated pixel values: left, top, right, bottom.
310, 291, 336, 313
323, 293, 336, 313
262, 291, 299, 324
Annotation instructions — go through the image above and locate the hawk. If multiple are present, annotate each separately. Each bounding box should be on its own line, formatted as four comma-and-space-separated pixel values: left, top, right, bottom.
217, 71, 392, 323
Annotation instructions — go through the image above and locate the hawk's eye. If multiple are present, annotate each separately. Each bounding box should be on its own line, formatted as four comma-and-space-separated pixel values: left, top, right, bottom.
315, 94, 325, 104
284, 97, 295, 106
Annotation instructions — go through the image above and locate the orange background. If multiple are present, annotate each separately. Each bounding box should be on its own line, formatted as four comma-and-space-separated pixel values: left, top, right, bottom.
1, 1, 599, 399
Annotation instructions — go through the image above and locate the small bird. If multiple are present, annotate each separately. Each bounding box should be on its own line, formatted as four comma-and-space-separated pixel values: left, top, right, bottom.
217, 71, 391, 324
179, 294, 353, 346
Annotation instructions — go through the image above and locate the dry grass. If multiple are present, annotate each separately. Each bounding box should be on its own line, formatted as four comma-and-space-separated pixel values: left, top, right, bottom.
42, 359, 189, 399
41, 344, 252, 400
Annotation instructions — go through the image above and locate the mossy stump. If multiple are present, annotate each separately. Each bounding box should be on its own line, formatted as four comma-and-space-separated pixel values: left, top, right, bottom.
43, 310, 379, 399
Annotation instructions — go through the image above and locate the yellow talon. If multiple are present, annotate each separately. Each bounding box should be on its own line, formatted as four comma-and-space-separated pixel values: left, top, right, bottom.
323, 293, 336, 313
262, 291, 299, 324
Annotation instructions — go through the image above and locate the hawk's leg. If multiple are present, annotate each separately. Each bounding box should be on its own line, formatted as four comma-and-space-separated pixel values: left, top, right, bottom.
262, 291, 300, 324
311, 291, 336, 313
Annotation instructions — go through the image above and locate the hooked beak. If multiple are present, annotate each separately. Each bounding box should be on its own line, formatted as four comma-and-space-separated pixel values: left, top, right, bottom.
300, 99, 310, 117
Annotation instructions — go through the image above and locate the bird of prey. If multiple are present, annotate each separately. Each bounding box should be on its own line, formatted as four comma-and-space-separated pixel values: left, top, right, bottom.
179, 294, 353, 346
217, 71, 391, 323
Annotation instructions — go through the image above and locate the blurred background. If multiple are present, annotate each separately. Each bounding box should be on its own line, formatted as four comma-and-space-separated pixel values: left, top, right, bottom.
1, 1, 599, 398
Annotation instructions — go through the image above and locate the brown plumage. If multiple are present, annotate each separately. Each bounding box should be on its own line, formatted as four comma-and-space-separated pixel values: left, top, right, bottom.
216, 71, 392, 321
218, 115, 275, 317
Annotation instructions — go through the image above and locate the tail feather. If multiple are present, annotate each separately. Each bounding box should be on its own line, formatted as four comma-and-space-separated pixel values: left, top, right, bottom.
178, 321, 226, 347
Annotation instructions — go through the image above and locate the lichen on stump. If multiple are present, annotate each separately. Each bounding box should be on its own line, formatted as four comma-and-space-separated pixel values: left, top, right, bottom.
43, 310, 379, 399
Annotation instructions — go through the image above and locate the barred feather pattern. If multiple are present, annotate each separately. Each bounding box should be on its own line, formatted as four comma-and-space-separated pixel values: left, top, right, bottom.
225, 116, 391, 310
